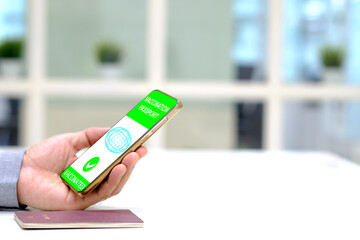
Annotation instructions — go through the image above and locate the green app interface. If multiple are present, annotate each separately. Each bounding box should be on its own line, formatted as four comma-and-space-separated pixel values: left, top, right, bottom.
61, 90, 178, 192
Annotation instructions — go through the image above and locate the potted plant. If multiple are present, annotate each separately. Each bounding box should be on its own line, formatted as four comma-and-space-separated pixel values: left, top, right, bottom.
0, 39, 23, 78
320, 45, 344, 84
95, 41, 123, 79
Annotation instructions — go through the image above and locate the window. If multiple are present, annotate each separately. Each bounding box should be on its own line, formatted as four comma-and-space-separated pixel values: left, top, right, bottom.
0, 0, 26, 79
47, 0, 146, 80
283, 0, 360, 84
0, 0, 359, 162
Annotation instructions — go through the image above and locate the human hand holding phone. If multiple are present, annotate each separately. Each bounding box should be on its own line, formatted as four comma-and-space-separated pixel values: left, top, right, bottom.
17, 127, 147, 210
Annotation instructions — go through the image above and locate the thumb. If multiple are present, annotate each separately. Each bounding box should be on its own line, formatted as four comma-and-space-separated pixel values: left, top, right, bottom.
70, 127, 109, 151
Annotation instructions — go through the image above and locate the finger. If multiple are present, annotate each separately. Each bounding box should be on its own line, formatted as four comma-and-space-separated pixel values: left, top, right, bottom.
107, 164, 128, 196
86, 151, 141, 205
98, 164, 127, 199
96, 148, 144, 199
78, 165, 127, 208
111, 152, 141, 196
71, 127, 109, 151
135, 146, 148, 158
71, 137, 147, 206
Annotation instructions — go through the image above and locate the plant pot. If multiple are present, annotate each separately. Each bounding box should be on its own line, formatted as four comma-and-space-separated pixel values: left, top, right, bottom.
322, 67, 343, 84
98, 63, 122, 80
0, 59, 22, 79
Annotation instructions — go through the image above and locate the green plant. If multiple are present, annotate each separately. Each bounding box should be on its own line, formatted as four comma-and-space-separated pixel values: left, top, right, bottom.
0, 39, 23, 59
95, 42, 122, 64
320, 46, 344, 68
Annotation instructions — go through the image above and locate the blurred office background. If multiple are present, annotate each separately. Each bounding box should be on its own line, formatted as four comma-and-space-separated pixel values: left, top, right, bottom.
0, 0, 360, 162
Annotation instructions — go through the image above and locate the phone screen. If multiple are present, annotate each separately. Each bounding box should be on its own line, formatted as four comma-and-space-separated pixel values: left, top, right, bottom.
61, 90, 180, 193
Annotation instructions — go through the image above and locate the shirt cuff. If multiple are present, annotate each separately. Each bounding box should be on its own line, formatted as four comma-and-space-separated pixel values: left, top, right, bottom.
0, 149, 25, 208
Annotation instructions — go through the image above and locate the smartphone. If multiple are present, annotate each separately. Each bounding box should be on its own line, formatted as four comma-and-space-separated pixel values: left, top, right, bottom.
61, 90, 182, 197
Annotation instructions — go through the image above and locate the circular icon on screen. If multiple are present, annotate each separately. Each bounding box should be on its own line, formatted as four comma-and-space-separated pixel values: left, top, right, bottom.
105, 127, 131, 153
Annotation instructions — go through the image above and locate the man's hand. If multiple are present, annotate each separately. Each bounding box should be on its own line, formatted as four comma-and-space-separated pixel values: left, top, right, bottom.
17, 127, 147, 210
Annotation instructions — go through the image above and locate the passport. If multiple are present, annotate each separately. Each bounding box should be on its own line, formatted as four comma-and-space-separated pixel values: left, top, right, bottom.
14, 209, 143, 229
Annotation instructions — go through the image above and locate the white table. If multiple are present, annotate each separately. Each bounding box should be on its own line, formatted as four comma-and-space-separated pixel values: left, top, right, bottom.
2, 150, 360, 239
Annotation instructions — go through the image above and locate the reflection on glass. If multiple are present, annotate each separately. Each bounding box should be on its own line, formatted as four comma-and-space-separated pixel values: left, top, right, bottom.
236, 102, 263, 148
167, 0, 266, 81
0, 0, 26, 79
284, 101, 360, 162
233, 0, 266, 82
47, 0, 146, 79
0, 97, 20, 145
47, 99, 135, 137
0, 0, 25, 41
167, 0, 232, 81
283, 0, 360, 84
166, 101, 263, 149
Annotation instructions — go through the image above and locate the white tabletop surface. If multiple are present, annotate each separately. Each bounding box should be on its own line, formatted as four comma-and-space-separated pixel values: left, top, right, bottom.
2, 149, 360, 239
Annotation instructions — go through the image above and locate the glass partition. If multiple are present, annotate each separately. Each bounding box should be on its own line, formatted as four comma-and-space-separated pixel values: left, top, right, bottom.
166, 100, 263, 149
283, 0, 360, 85
47, 0, 146, 80
0, 97, 21, 145
0, 0, 27, 79
167, 0, 267, 82
283, 100, 360, 162
47, 98, 136, 137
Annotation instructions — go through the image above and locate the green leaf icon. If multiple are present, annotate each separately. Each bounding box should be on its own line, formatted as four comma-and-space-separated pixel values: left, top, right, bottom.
83, 156, 100, 172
